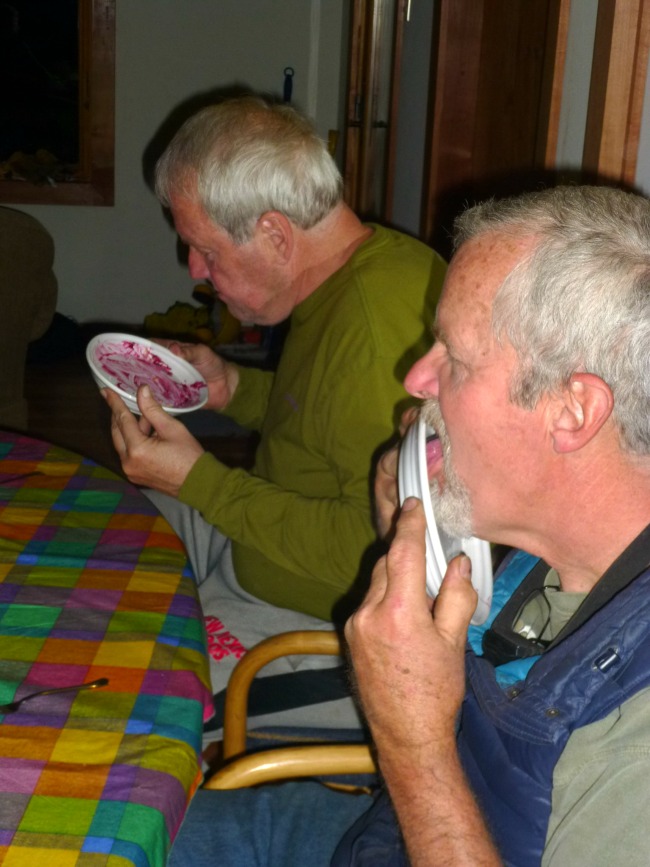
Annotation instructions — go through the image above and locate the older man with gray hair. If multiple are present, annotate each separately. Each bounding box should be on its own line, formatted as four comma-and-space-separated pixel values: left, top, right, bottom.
104, 95, 444, 734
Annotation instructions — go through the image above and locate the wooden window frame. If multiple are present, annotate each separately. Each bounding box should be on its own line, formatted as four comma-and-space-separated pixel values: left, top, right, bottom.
0, 0, 115, 206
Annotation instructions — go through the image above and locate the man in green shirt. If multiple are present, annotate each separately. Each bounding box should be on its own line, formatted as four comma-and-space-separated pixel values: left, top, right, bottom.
104, 96, 445, 730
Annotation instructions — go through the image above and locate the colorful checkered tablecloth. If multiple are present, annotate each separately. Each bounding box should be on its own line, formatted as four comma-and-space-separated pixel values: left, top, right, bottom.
0, 432, 213, 866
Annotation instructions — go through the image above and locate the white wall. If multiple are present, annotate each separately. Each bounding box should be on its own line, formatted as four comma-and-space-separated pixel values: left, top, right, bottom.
17, 0, 348, 325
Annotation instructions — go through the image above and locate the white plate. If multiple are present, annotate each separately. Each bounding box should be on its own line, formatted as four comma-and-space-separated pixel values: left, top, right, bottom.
398, 417, 492, 624
86, 333, 208, 416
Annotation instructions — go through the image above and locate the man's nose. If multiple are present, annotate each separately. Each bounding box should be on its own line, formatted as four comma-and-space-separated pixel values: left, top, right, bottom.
404, 348, 441, 400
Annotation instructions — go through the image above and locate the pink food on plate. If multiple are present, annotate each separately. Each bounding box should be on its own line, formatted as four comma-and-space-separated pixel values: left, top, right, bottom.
95, 340, 206, 408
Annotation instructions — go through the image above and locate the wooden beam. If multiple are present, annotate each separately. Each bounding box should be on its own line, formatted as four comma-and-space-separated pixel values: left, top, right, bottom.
583, 0, 650, 185
420, 0, 485, 244
537, 0, 571, 168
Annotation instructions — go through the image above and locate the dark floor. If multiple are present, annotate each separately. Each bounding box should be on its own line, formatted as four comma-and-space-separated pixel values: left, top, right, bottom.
24, 353, 256, 476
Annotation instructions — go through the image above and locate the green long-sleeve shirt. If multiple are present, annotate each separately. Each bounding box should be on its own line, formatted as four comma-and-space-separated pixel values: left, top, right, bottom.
179, 225, 446, 620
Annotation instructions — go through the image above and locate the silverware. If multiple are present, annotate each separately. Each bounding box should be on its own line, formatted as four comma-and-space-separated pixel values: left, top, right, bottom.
0, 677, 109, 713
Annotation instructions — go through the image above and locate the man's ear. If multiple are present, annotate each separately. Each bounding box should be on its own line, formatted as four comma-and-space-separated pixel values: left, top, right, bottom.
550, 373, 614, 453
255, 211, 294, 262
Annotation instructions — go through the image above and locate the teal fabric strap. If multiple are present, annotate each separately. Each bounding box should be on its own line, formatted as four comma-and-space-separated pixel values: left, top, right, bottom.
468, 550, 542, 685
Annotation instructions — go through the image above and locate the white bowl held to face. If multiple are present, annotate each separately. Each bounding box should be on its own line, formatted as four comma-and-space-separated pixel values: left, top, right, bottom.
398, 416, 493, 625
86, 333, 208, 416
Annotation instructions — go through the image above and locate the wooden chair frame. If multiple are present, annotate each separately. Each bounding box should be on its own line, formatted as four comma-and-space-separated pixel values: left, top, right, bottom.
204, 630, 376, 791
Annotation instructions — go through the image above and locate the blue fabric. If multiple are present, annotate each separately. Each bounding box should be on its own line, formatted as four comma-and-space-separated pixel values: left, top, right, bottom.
467, 548, 539, 654
458, 563, 650, 866
167, 782, 374, 867
169, 550, 650, 867
333, 553, 650, 866
467, 548, 541, 685
331, 789, 408, 866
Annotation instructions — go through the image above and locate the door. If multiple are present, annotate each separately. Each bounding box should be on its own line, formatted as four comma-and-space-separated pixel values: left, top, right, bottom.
422, 0, 567, 256
343, 0, 650, 254
342, 0, 406, 220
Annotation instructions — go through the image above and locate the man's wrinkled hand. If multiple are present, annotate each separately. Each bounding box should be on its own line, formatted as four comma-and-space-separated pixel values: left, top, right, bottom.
345, 497, 476, 758
373, 405, 421, 540
374, 445, 400, 539
104, 385, 205, 497
160, 340, 239, 411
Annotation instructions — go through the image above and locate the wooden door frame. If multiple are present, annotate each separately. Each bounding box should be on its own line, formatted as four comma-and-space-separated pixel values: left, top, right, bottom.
421, 0, 650, 246
421, 0, 568, 248
0, 0, 115, 206
583, 0, 650, 186
343, 0, 405, 220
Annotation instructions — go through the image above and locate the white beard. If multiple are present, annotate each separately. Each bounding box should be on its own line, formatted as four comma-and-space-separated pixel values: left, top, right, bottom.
420, 400, 475, 539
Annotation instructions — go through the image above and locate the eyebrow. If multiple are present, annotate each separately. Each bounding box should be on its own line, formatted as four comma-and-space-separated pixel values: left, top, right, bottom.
431, 322, 467, 366
431, 322, 448, 347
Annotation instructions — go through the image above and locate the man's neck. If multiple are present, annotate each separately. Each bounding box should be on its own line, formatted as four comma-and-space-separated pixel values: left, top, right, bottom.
550, 518, 650, 592
290, 203, 374, 304
510, 452, 650, 594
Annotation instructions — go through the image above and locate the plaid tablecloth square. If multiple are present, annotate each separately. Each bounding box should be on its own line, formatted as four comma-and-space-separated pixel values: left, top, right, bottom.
0, 433, 213, 866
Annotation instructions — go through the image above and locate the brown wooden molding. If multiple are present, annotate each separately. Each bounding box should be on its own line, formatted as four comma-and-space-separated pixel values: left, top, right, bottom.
583, 0, 650, 186
0, 0, 115, 207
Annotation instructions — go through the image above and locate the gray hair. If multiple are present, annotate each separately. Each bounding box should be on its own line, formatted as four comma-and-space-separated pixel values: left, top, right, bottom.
453, 185, 650, 455
155, 96, 343, 244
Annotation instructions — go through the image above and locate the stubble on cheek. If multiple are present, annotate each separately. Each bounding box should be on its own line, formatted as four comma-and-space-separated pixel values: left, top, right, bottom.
420, 400, 475, 539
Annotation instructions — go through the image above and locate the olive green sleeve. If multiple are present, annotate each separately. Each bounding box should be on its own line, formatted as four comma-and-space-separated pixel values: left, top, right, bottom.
178, 353, 400, 618
220, 364, 275, 430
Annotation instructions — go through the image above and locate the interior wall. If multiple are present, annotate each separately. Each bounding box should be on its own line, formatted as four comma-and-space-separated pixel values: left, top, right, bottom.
16, 0, 348, 325
14, 0, 650, 327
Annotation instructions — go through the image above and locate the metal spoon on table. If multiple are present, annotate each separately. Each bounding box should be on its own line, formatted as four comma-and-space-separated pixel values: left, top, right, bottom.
0, 677, 109, 714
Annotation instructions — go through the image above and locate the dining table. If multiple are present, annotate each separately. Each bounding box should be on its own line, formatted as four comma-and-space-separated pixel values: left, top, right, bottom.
0, 431, 213, 866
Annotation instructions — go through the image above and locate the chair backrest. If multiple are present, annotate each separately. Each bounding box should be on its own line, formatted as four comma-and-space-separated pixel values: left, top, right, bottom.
0, 207, 58, 429
203, 630, 377, 791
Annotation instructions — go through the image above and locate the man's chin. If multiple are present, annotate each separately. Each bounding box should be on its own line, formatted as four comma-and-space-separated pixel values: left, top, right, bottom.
429, 483, 474, 539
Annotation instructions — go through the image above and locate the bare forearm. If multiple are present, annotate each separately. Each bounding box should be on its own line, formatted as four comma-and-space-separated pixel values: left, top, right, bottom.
346, 503, 501, 865
379, 745, 502, 866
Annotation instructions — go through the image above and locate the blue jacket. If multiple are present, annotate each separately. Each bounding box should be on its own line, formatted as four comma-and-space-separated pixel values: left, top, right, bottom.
332, 553, 650, 866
